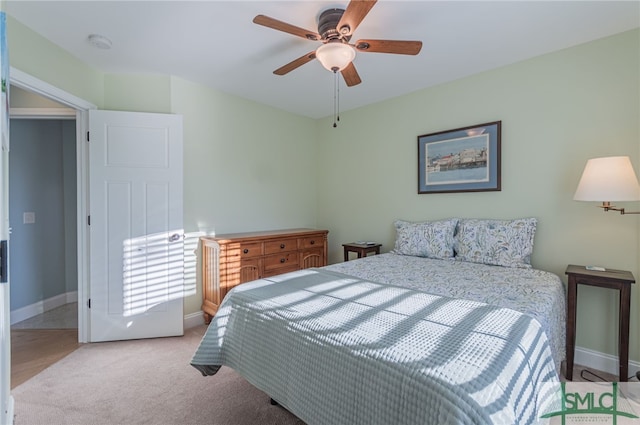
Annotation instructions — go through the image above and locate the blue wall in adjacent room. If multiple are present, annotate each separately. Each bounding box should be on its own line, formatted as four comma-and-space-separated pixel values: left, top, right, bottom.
9, 119, 77, 310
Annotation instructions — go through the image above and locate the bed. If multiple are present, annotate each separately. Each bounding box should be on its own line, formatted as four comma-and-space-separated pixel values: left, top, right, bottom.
324, 253, 566, 371
191, 218, 566, 424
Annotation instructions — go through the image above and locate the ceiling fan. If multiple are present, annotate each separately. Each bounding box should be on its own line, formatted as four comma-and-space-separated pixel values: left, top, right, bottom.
253, 0, 423, 87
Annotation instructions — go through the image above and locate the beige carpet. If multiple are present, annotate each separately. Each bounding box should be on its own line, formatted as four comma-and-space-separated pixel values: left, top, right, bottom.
12, 325, 304, 425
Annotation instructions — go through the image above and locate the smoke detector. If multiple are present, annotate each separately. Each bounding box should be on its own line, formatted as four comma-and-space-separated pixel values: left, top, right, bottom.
87, 34, 112, 50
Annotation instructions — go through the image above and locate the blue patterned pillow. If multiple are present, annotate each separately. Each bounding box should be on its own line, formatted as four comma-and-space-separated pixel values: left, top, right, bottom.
454, 218, 537, 268
392, 219, 458, 259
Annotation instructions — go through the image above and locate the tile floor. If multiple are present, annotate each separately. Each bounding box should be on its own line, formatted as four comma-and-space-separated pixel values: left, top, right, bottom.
11, 302, 78, 330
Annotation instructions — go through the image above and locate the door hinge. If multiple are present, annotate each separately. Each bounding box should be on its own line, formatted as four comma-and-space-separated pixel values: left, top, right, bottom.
86, 131, 90, 142
87, 298, 91, 309
0, 240, 7, 283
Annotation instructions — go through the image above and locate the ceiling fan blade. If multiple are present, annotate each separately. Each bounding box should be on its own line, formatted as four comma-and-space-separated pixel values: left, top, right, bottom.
273, 51, 317, 76
336, 0, 377, 37
341, 62, 362, 87
355, 39, 422, 55
253, 15, 320, 41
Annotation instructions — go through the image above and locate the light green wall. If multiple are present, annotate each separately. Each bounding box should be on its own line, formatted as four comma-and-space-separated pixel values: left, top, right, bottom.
169, 76, 317, 237
104, 74, 172, 113
169, 76, 317, 313
316, 29, 640, 360
7, 15, 104, 107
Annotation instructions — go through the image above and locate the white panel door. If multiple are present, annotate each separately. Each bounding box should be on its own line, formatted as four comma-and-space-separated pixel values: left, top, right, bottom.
89, 110, 183, 342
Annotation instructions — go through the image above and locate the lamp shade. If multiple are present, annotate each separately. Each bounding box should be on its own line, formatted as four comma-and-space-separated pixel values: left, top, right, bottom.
573, 156, 640, 201
315, 43, 356, 72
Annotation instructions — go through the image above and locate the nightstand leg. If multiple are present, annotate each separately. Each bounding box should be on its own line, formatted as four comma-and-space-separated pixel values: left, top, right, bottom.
619, 285, 631, 381
566, 276, 578, 380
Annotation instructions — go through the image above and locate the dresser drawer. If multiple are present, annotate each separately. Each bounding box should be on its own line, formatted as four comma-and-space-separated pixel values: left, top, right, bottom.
263, 252, 299, 273
240, 242, 263, 258
264, 238, 298, 255
301, 236, 323, 249
262, 265, 298, 278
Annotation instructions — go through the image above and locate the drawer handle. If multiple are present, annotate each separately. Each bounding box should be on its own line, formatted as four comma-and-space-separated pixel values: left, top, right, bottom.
243, 249, 249, 254
280, 258, 286, 263
280, 243, 285, 249
310, 240, 315, 245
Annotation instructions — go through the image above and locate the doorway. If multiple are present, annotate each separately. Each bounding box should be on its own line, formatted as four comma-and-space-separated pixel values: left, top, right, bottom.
9, 67, 96, 346
8, 87, 80, 388
9, 115, 78, 323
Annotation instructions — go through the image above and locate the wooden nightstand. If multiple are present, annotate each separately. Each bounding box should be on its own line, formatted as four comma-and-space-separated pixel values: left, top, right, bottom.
342, 242, 382, 261
565, 264, 635, 381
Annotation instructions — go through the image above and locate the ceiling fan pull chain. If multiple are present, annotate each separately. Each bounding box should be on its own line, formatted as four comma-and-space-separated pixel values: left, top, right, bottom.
337, 71, 341, 124
333, 69, 338, 128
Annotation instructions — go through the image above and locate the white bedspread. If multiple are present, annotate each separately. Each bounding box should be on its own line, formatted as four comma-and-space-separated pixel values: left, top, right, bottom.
192, 268, 559, 425
325, 253, 566, 370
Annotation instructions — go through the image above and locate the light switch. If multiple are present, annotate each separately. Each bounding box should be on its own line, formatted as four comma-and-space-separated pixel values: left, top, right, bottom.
23, 212, 35, 224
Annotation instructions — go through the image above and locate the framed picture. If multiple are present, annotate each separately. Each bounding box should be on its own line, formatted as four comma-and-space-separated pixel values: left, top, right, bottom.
418, 121, 501, 194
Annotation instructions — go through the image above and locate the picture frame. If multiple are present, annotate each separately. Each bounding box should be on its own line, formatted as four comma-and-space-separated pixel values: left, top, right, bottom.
418, 121, 501, 194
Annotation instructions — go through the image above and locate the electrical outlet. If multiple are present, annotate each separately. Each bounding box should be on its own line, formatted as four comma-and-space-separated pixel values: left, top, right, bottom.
23, 212, 35, 224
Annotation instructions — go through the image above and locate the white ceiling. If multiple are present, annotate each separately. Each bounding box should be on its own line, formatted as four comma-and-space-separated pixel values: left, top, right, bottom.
6, 1, 639, 119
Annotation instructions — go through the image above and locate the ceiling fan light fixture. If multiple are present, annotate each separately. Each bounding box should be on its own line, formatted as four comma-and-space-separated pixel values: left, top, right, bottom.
316, 43, 356, 72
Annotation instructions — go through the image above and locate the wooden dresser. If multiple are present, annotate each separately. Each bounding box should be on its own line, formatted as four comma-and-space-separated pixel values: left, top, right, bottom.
200, 228, 328, 323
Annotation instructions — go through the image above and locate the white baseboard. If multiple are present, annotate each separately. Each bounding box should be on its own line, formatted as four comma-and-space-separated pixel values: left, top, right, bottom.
183, 311, 205, 329
10, 291, 78, 325
66, 291, 78, 303
575, 346, 640, 380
